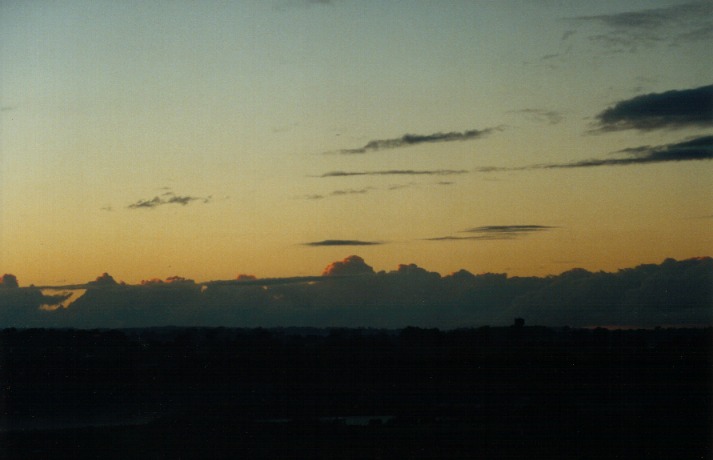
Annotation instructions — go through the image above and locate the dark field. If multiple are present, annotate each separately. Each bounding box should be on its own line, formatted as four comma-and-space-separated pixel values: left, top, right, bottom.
0, 326, 710, 459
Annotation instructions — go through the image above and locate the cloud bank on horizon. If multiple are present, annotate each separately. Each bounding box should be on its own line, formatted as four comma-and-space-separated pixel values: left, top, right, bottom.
0, 256, 710, 329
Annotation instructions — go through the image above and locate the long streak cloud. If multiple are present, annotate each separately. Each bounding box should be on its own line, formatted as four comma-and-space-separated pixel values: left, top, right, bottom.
476, 135, 713, 172
331, 128, 497, 154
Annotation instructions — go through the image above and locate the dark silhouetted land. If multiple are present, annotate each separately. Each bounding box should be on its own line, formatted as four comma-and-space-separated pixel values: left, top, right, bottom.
0, 325, 710, 458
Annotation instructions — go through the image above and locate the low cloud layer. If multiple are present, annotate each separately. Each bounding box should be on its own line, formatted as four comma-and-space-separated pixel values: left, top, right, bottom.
476, 135, 713, 172
332, 128, 496, 154
128, 191, 211, 209
594, 85, 713, 132
571, 1, 713, 52
0, 257, 710, 328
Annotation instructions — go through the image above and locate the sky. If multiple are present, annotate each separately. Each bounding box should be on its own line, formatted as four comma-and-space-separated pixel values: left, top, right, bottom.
1, 0, 711, 286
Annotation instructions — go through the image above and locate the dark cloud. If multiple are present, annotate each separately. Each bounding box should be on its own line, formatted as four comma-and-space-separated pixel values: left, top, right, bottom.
305, 240, 382, 247
428, 225, 556, 241
332, 128, 497, 154
128, 191, 212, 209
319, 169, 468, 178
476, 135, 713, 172
571, 1, 713, 52
594, 85, 713, 132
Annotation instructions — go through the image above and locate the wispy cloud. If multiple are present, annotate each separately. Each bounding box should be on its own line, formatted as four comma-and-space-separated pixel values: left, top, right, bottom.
593, 84, 713, 132
511, 108, 564, 125
303, 182, 451, 199
570, 1, 713, 52
330, 188, 371, 196
427, 225, 557, 241
319, 169, 468, 178
274, 0, 333, 11
476, 135, 713, 172
304, 240, 382, 247
128, 191, 212, 209
330, 128, 498, 154
303, 188, 372, 200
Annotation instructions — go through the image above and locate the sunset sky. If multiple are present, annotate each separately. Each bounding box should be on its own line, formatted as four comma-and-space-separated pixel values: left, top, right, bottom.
1, 0, 711, 286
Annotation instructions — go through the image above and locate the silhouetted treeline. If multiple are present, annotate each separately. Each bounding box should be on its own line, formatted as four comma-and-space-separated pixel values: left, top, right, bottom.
1, 257, 711, 328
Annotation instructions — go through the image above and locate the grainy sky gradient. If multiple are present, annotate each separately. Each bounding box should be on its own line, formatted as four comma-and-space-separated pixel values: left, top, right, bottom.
1, 0, 711, 285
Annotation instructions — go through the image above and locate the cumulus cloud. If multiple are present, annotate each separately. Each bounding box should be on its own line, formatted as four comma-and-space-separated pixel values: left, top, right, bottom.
475, 135, 713, 172
330, 128, 497, 154
87, 273, 119, 287
319, 169, 468, 178
305, 240, 382, 247
128, 191, 211, 209
593, 85, 713, 132
428, 225, 556, 241
1, 274, 19, 288
570, 1, 713, 52
321, 255, 375, 276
